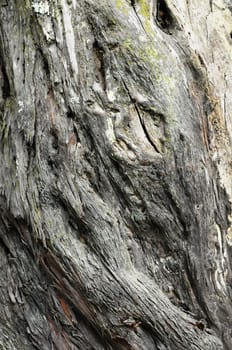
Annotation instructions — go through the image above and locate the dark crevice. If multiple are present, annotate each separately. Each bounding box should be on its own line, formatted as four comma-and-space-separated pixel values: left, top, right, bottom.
50, 130, 59, 151
22, 37, 26, 85
0, 60, 11, 99
0, 11, 14, 101
92, 40, 106, 91
71, 307, 112, 350
73, 122, 81, 144
67, 106, 76, 119
42, 55, 50, 78
120, 77, 161, 153
0, 215, 16, 257
135, 105, 161, 154
36, 48, 50, 80
156, 0, 179, 34
209, 0, 213, 12
58, 197, 90, 238
0, 231, 12, 256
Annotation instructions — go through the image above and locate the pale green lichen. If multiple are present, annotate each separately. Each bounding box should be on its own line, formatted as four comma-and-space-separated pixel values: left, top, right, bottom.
122, 39, 159, 63
116, 0, 123, 9
115, 0, 129, 15
138, 0, 149, 19
138, 0, 152, 33
121, 37, 175, 89
25, 0, 31, 9
140, 45, 159, 62
4, 97, 16, 110
122, 38, 133, 51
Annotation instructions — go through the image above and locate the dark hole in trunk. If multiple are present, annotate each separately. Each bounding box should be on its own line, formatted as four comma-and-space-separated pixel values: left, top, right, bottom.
156, 0, 177, 34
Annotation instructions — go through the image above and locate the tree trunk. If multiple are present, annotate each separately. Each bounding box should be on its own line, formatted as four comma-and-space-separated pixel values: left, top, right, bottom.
0, 0, 232, 349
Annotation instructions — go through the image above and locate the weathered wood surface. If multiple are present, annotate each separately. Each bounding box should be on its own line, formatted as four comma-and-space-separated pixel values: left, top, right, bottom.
0, 0, 232, 349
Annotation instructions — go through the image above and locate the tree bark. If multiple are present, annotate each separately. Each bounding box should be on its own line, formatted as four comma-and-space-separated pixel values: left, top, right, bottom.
0, 0, 232, 349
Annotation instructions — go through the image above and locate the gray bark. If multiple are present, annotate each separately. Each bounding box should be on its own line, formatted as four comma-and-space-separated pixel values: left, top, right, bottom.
0, 0, 232, 349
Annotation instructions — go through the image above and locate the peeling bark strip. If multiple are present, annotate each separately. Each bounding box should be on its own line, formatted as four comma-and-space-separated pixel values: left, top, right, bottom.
0, 0, 232, 349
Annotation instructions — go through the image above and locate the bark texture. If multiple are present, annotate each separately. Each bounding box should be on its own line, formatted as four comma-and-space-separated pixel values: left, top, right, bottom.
0, 0, 232, 349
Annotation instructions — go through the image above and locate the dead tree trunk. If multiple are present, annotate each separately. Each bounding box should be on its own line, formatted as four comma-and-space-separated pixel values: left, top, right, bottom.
0, 1, 232, 349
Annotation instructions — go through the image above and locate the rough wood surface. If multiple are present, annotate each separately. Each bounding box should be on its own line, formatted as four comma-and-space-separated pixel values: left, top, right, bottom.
0, 1, 232, 349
